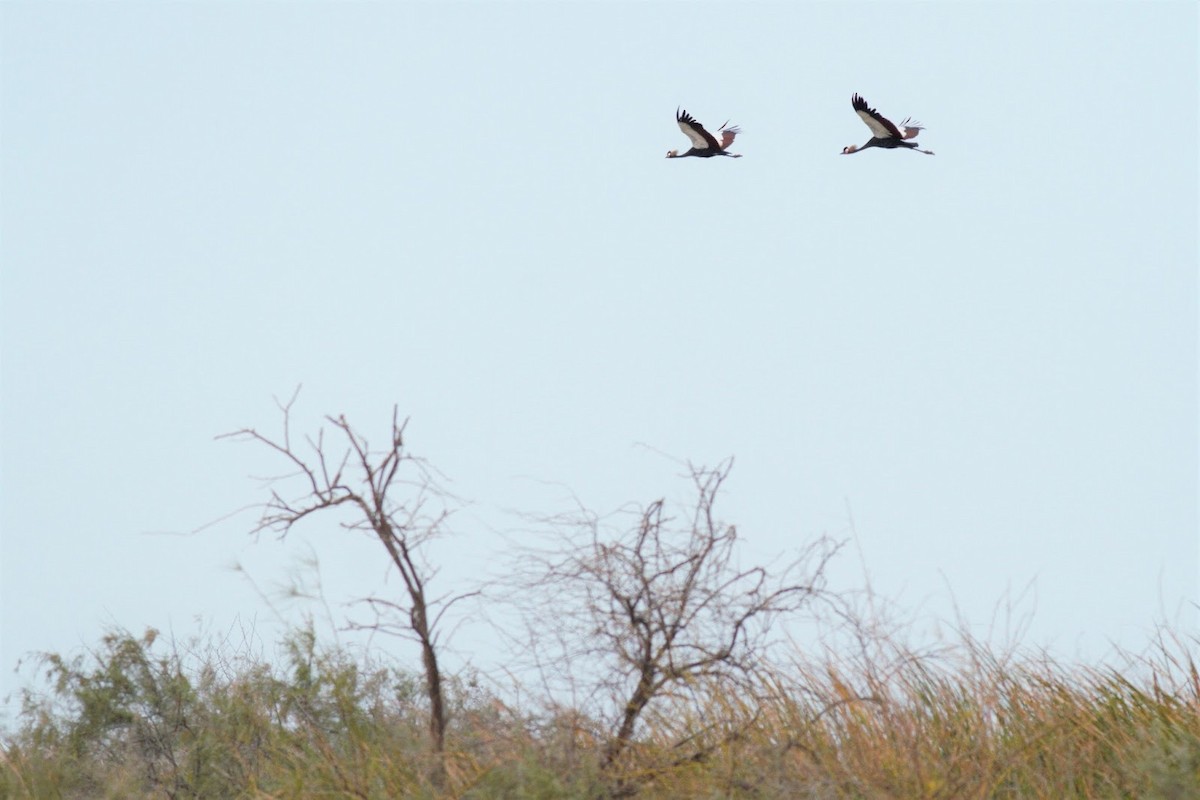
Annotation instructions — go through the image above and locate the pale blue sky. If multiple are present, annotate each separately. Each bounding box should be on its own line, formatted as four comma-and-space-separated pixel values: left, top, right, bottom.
2, 2, 1196, 716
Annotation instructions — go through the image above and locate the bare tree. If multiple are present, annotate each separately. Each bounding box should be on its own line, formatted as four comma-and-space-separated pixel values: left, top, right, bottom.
220, 392, 467, 783
512, 459, 841, 789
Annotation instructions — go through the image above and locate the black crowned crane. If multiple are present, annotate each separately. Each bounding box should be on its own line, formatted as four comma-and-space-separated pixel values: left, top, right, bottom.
842, 93, 934, 155
667, 108, 743, 159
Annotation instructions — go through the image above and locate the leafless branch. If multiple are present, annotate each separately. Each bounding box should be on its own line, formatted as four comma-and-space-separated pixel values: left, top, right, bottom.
219, 393, 458, 785
505, 458, 843, 788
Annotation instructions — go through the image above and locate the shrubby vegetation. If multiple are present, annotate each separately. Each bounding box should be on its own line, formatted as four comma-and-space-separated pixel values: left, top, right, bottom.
5, 402, 1197, 797
5, 621, 1200, 798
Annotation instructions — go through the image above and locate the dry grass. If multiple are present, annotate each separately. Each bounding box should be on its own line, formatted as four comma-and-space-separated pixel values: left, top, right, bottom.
4, 623, 1199, 799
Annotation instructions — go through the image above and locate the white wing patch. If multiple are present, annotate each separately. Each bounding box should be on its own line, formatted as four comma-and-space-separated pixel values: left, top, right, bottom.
856, 108, 894, 139
678, 120, 710, 149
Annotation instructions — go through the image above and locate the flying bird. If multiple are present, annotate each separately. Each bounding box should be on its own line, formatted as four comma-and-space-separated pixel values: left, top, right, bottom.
667, 108, 743, 159
842, 94, 934, 155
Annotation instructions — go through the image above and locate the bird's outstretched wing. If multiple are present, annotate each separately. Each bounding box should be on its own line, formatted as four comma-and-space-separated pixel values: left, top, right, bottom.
851, 93, 903, 140
677, 108, 720, 150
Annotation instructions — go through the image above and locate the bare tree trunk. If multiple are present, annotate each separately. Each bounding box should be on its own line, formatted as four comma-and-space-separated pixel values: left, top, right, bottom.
602, 662, 656, 770
222, 395, 466, 788
513, 459, 843, 796
369, 518, 447, 781
410, 594, 446, 759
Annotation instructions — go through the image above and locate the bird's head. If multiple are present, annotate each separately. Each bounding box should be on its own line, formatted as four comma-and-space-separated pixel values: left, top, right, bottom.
666, 150, 679, 158
841, 145, 859, 155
